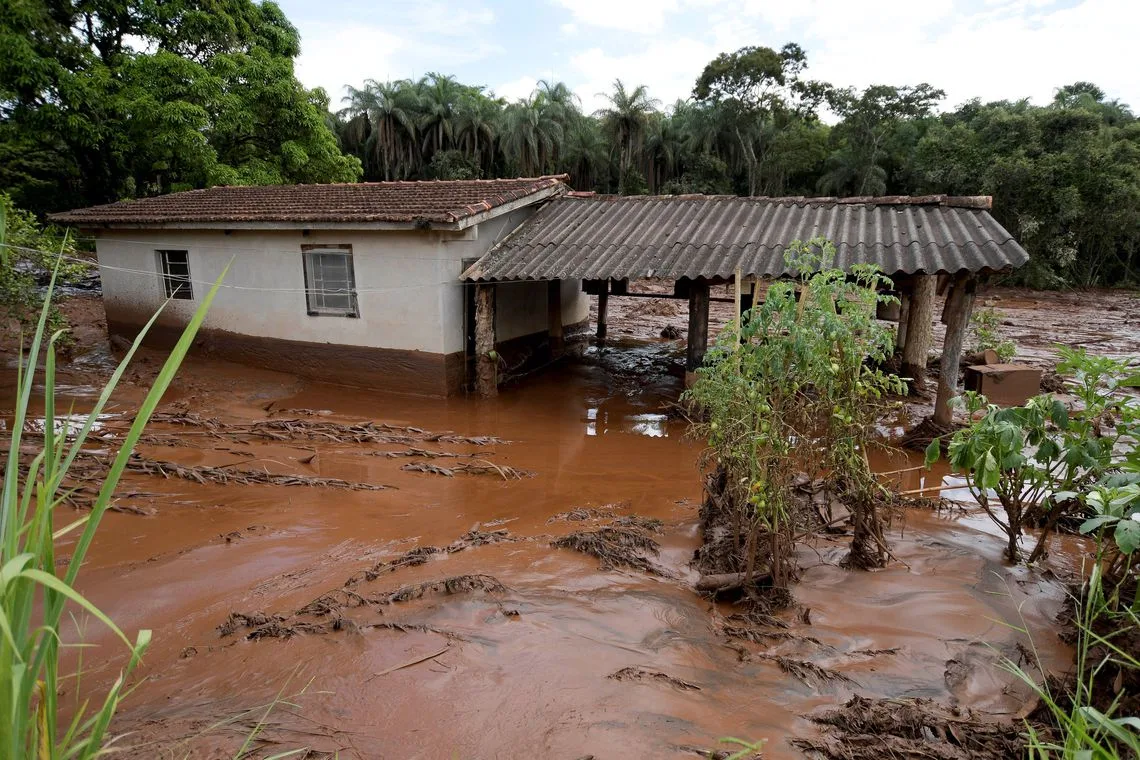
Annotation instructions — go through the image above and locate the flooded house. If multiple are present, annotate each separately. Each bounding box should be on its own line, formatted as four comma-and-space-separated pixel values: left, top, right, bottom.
49, 176, 587, 395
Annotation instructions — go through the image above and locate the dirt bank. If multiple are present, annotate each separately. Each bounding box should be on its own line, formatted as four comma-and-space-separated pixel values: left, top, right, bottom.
1, 291, 1125, 758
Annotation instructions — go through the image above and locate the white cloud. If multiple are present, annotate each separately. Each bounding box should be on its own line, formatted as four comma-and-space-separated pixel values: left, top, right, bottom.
560, 22, 578, 35
551, 0, 681, 33
562, 0, 1138, 117
493, 76, 540, 102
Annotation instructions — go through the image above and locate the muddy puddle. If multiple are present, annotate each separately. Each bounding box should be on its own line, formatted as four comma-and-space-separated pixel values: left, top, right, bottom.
3, 291, 1127, 758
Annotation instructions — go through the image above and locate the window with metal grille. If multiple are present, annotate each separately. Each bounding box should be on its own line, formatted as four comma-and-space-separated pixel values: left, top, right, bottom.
302, 246, 358, 317
157, 250, 193, 300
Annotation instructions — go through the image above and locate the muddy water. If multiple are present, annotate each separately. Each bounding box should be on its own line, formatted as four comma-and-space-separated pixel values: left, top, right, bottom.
2, 300, 1086, 758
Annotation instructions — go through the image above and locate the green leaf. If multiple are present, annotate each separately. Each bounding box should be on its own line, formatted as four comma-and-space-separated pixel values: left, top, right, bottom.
1079, 515, 1118, 534
19, 568, 135, 650
1114, 519, 1140, 554
924, 438, 941, 467
1050, 398, 1069, 428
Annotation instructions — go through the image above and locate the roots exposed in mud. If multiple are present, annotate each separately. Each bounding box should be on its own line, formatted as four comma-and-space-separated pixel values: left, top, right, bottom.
551, 524, 669, 576
123, 454, 394, 490
794, 695, 1030, 759
757, 655, 857, 688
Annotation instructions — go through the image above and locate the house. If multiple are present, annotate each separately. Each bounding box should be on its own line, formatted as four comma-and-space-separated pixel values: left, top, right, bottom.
50, 176, 587, 396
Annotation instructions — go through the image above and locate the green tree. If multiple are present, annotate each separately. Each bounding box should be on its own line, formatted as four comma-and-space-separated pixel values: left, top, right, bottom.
596, 80, 659, 193
0, 0, 359, 212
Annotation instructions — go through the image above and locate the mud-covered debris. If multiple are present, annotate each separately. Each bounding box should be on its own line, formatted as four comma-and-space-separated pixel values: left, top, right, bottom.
347, 546, 442, 586
793, 695, 1030, 759
401, 460, 533, 479
217, 611, 286, 637
546, 503, 629, 523
757, 655, 857, 688
552, 525, 669, 576
660, 325, 682, 339
378, 447, 472, 459
296, 588, 371, 616
380, 574, 507, 604
144, 411, 506, 446
610, 515, 664, 532
125, 454, 394, 490
608, 666, 701, 691
452, 528, 512, 547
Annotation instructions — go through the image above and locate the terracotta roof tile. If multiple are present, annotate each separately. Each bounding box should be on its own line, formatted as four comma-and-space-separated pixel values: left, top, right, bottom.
49, 176, 569, 226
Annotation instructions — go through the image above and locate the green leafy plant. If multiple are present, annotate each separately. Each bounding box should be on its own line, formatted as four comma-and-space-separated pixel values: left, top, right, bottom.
969, 307, 1016, 362
685, 239, 904, 588
1, 247, 227, 758
927, 346, 1139, 564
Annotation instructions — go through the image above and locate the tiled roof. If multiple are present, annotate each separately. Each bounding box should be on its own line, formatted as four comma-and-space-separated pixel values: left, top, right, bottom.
462, 194, 1028, 281
49, 176, 569, 227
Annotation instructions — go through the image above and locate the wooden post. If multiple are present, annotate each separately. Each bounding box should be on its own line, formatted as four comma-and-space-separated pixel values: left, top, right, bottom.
475, 283, 497, 398
596, 288, 609, 342
902, 274, 936, 392
896, 291, 911, 352
685, 279, 710, 387
934, 274, 977, 426
547, 279, 563, 354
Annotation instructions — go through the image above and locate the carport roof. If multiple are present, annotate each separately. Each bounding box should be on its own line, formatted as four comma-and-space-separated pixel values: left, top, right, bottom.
461, 194, 1028, 281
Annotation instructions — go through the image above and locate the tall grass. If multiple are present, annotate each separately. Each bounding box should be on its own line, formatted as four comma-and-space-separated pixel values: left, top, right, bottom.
1004, 565, 1140, 759
0, 241, 226, 759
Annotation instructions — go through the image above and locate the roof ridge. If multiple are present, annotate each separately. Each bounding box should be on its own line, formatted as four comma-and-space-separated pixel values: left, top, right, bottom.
564, 193, 992, 209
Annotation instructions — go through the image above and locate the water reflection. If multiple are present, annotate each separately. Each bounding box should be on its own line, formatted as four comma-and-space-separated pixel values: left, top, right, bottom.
585, 408, 669, 437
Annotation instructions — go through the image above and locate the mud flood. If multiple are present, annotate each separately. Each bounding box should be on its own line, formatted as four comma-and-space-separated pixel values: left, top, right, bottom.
4, 288, 1135, 758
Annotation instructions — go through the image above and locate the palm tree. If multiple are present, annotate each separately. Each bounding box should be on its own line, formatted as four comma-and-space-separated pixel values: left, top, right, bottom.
596, 80, 659, 187
340, 79, 418, 179
455, 93, 502, 175
416, 73, 463, 160
562, 118, 607, 190
500, 97, 564, 176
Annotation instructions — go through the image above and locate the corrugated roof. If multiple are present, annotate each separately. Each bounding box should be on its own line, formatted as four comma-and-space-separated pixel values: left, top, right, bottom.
49, 176, 568, 227
462, 194, 1028, 281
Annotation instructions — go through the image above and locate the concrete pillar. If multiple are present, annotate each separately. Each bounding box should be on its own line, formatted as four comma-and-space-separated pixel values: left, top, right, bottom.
934, 275, 977, 426
685, 279, 710, 387
902, 274, 936, 392
596, 289, 609, 342
547, 279, 563, 354
475, 283, 497, 398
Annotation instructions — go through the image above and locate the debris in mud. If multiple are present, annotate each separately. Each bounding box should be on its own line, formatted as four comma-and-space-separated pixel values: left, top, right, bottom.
660, 325, 682, 339
793, 695, 1030, 760
123, 454, 394, 490
552, 524, 669, 576
380, 574, 507, 604
608, 666, 701, 691
142, 411, 507, 446
217, 611, 287, 638
346, 546, 441, 585
1040, 368, 1067, 393
400, 460, 533, 479
757, 655, 857, 688
899, 415, 962, 453
546, 502, 629, 523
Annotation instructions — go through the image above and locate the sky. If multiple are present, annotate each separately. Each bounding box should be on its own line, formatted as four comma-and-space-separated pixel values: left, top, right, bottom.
279, 0, 1138, 117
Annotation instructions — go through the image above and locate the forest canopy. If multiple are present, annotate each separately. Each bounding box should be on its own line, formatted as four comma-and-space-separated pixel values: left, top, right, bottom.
1, 1, 1138, 287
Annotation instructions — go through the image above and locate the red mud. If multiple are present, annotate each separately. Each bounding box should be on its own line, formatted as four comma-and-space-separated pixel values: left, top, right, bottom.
2, 288, 1133, 758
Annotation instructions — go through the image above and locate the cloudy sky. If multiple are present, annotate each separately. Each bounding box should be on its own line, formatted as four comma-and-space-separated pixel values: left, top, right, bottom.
279, 0, 1137, 116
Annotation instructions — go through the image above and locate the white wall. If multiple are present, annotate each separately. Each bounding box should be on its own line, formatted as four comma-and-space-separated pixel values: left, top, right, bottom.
95, 209, 589, 356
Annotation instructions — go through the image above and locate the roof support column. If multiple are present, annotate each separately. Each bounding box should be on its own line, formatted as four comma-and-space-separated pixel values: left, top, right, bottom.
685, 279, 710, 388
475, 283, 497, 398
895, 288, 911, 352
547, 279, 563, 355
902, 274, 936, 393
934, 274, 977, 426
596, 288, 609, 343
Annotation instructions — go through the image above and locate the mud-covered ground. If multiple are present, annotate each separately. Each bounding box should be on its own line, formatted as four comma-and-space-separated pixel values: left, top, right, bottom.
2, 285, 1138, 758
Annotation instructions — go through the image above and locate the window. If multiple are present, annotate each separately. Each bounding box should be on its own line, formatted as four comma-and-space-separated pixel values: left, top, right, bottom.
302, 246, 358, 317
157, 250, 193, 300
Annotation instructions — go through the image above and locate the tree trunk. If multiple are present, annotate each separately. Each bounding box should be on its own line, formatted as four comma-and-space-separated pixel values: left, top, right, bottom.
933, 275, 977, 426
475, 284, 497, 398
902, 275, 936, 392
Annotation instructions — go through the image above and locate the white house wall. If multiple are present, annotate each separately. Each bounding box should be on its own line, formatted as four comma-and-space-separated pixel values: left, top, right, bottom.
93, 208, 589, 393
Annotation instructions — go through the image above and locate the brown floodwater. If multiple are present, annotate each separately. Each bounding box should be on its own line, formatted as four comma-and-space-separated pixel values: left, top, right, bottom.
1, 293, 1104, 759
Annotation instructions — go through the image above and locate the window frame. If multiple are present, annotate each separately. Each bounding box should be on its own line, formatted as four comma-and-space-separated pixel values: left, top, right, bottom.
301, 244, 359, 318
156, 249, 193, 300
